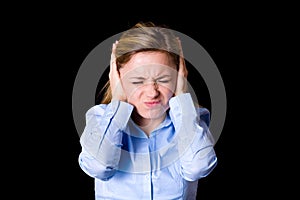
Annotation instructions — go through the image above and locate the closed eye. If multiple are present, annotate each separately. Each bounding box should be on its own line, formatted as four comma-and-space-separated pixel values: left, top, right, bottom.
157, 80, 170, 83
129, 77, 145, 84
131, 81, 143, 84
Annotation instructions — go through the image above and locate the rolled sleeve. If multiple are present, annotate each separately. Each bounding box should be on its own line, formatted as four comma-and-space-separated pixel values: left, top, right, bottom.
79, 100, 133, 175
168, 93, 217, 181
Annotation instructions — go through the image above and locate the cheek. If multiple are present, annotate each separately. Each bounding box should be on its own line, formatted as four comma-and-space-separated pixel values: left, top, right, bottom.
158, 87, 174, 102
159, 78, 177, 93
121, 79, 139, 98
160, 83, 176, 95
124, 86, 141, 103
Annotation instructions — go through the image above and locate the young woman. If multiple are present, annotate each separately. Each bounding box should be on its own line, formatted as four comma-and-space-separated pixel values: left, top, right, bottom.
78, 22, 217, 200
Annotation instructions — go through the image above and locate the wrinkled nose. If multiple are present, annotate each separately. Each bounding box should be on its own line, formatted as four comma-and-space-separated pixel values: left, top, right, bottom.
146, 82, 159, 98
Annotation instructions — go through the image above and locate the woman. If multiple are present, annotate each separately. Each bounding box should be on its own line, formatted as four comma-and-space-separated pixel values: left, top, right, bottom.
78, 22, 217, 200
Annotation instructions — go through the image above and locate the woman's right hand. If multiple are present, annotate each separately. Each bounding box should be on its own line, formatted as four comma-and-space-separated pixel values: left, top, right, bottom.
109, 41, 127, 101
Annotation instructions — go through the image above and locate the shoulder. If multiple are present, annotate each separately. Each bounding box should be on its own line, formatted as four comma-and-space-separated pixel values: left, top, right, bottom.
85, 104, 108, 117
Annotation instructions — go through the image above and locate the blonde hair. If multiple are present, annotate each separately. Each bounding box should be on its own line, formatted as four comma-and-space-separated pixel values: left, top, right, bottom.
100, 21, 181, 104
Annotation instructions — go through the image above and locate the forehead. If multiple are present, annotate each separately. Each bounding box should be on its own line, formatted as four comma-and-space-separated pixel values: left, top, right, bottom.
121, 52, 177, 73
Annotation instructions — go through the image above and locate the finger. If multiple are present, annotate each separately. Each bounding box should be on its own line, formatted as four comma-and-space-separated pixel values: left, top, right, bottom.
109, 41, 118, 78
176, 37, 188, 78
176, 37, 184, 57
110, 42, 117, 68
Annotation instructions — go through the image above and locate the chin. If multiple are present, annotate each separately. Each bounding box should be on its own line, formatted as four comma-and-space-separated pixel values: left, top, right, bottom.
141, 109, 166, 120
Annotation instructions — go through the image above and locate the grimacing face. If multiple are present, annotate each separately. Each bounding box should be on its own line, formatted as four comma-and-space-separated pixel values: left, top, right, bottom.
119, 52, 178, 121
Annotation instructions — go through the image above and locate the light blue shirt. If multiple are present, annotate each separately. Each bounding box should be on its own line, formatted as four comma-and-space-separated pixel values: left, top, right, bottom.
79, 93, 217, 200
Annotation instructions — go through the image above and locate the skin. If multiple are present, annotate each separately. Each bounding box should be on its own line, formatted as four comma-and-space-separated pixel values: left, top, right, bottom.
109, 40, 188, 135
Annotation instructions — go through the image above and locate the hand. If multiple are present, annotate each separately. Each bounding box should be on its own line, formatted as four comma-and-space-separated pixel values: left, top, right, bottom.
175, 38, 188, 96
109, 41, 127, 101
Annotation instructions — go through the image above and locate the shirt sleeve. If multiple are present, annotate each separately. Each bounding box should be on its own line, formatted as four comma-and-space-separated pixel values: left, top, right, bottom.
169, 93, 218, 181
78, 100, 134, 180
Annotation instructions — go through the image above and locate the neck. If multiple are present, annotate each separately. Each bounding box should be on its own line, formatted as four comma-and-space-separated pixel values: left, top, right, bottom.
132, 112, 166, 137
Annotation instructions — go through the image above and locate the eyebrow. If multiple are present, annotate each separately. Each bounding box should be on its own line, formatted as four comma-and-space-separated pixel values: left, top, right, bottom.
129, 77, 146, 80
156, 75, 171, 79
129, 75, 171, 80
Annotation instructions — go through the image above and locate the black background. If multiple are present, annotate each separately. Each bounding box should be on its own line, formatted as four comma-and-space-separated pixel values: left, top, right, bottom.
6, 4, 291, 199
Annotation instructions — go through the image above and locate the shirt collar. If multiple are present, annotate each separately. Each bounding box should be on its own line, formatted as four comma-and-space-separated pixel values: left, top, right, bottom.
124, 112, 172, 138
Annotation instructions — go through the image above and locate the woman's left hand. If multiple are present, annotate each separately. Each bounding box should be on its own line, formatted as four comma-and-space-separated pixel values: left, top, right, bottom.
174, 38, 188, 96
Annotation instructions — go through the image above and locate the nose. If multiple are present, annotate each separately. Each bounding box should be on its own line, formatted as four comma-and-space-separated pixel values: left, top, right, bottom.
146, 82, 159, 98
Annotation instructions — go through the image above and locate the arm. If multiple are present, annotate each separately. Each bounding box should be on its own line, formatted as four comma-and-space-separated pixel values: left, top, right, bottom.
169, 93, 217, 181
79, 41, 132, 180
79, 101, 133, 180
170, 38, 217, 181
